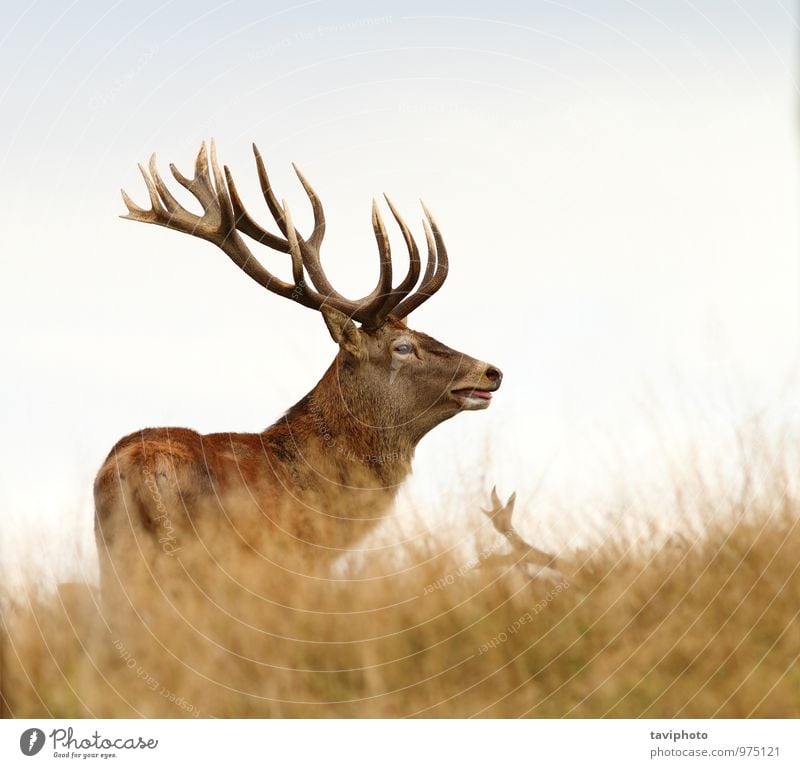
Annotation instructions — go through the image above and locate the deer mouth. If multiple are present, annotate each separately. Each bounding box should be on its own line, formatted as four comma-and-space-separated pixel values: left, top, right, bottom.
451, 388, 494, 410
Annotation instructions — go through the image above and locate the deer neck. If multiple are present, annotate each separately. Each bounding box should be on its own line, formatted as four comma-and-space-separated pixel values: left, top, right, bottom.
270, 359, 415, 493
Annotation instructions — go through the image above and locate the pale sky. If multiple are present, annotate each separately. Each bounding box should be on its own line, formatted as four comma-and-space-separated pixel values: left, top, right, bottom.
1, 0, 798, 587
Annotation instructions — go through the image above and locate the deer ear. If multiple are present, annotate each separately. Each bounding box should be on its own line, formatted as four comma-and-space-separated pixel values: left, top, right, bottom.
321, 306, 365, 359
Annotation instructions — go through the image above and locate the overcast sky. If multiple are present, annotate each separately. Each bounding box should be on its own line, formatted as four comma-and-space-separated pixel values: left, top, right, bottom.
1, 0, 798, 587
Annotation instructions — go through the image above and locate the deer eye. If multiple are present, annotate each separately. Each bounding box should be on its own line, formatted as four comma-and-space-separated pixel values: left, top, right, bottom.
393, 343, 413, 355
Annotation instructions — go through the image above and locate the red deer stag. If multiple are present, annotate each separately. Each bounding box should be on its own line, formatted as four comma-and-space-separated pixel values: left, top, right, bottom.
94, 141, 503, 582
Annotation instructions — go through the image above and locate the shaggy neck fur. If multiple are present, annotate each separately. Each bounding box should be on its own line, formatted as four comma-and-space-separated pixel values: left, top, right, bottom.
268, 358, 417, 494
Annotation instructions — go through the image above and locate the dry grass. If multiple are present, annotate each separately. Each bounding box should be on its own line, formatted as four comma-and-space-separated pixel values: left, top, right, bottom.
2, 459, 799, 718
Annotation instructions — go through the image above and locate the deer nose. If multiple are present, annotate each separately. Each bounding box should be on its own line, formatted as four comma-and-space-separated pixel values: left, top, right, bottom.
484, 365, 503, 387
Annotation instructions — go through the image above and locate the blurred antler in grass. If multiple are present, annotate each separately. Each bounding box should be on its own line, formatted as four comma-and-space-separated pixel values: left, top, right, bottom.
481, 487, 565, 581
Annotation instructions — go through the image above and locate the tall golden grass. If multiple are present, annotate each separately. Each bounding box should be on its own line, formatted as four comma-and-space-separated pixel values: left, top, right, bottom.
2, 445, 799, 718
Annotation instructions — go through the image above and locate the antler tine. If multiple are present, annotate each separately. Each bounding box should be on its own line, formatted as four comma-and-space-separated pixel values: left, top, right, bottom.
289, 164, 347, 302
193, 141, 214, 206
292, 164, 326, 251
370, 194, 421, 322
383, 195, 421, 289
389, 203, 449, 320
120, 165, 158, 222
419, 217, 437, 288
209, 138, 236, 231
282, 200, 305, 288
136, 162, 166, 217
422, 202, 449, 294
482, 486, 516, 534
481, 487, 557, 568
167, 142, 216, 210
120, 188, 146, 218
224, 163, 288, 251
394, 219, 436, 317
252, 143, 289, 235
148, 154, 182, 212
357, 198, 394, 327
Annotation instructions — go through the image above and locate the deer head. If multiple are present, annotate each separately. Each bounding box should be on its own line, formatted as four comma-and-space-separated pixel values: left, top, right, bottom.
121, 140, 502, 445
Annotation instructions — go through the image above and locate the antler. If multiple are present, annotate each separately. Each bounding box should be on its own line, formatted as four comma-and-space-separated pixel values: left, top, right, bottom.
120, 139, 449, 328
481, 487, 558, 570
